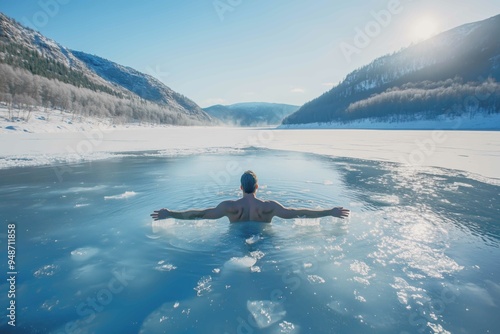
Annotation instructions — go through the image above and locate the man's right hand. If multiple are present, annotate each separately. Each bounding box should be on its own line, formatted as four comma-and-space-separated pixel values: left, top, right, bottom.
331, 207, 350, 219
150, 208, 171, 221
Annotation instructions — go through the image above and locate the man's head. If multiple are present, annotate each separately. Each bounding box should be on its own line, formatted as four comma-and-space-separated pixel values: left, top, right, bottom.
240, 170, 258, 194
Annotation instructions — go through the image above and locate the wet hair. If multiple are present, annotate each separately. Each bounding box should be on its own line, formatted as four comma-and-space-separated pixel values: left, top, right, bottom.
241, 170, 258, 194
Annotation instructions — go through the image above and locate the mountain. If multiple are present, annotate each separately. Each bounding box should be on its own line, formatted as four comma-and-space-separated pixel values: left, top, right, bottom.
204, 102, 299, 126
282, 14, 500, 127
0, 12, 211, 125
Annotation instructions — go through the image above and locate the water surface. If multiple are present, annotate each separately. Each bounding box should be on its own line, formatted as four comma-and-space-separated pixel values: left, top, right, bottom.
0, 148, 499, 333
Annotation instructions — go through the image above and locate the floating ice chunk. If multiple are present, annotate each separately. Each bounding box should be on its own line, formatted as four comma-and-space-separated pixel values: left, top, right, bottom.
194, 276, 212, 297
41, 297, 59, 311
276, 320, 298, 333
307, 275, 325, 284
428, 323, 452, 334
155, 260, 177, 272
34, 264, 58, 277
350, 260, 370, 276
355, 292, 367, 303
104, 191, 137, 200
224, 256, 257, 271
247, 300, 286, 329
353, 276, 371, 285
70, 247, 99, 261
246, 234, 262, 245
356, 295, 367, 302
250, 250, 265, 260
251, 266, 261, 273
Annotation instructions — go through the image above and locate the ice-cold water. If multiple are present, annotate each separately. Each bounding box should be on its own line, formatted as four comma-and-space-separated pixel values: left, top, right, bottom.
0, 148, 499, 333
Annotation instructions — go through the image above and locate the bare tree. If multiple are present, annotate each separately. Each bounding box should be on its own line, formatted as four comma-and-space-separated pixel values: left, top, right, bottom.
0, 63, 204, 125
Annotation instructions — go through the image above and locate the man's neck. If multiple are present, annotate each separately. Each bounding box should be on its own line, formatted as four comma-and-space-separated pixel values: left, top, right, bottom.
242, 192, 256, 199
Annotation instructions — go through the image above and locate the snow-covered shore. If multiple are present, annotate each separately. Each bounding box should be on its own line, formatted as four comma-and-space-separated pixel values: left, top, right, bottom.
0, 106, 174, 134
1, 106, 499, 184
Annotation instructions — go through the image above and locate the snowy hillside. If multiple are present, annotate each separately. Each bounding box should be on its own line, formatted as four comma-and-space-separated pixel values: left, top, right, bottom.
71, 51, 205, 116
0, 12, 211, 124
283, 14, 500, 127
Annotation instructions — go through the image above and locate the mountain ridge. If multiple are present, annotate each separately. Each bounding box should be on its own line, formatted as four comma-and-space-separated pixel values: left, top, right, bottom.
0, 12, 211, 125
283, 14, 500, 126
204, 102, 299, 126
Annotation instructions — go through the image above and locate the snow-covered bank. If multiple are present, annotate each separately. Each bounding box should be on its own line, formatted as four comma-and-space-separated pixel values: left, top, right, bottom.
0, 106, 175, 134
0, 124, 251, 170
0, 107, 499, 184
279, 113, 500, 130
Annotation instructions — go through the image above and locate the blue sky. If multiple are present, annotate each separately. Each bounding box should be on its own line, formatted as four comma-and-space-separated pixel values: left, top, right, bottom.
1, 0, 499, 107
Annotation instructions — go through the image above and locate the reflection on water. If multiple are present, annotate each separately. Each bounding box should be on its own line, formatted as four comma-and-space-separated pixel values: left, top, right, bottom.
0, 148, 499, 333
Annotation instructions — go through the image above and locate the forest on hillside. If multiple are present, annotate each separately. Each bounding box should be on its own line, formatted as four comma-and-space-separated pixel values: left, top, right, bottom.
0, 63, 205, 125
343, 78, 500, 122
283, 77, 500, 125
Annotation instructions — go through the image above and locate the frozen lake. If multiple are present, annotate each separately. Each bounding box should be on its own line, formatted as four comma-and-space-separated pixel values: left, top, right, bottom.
0, 127, 499, 182
0, 142, 499, 333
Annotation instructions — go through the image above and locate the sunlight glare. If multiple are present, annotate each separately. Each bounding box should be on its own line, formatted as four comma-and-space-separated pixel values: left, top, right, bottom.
411, 16, 439, 42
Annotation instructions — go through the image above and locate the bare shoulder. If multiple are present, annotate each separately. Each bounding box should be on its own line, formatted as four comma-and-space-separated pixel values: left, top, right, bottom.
218, 200, 237, 208
264, 200, 284, 207
218, 200, 239, 212
260, 199, 283, 212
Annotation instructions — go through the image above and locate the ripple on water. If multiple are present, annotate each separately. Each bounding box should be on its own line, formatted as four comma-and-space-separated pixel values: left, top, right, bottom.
5, 148, 497, 333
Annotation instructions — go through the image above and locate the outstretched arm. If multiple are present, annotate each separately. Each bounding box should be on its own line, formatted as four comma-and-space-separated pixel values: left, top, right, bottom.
150, 201, 231, 221
270, 201, 350, 219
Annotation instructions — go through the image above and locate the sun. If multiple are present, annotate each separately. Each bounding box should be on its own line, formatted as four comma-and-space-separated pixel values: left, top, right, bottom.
411, 16, 439, 42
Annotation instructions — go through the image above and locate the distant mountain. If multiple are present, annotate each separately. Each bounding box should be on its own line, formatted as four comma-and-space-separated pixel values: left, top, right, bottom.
0, 12, 211, 125
204, 102, 299, 126
283, 14, 500, 127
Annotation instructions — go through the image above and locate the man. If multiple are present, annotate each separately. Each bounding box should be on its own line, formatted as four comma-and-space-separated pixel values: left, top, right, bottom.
151, 170, 350, 223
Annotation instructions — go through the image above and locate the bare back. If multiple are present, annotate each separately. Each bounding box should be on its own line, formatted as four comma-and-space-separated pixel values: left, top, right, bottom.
223, 196, 275, 223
